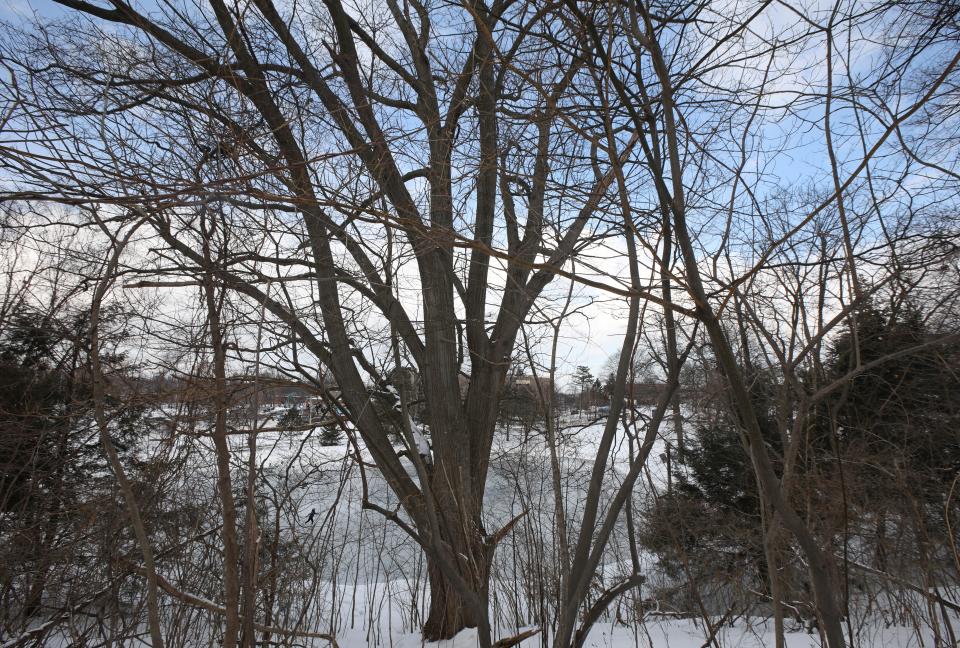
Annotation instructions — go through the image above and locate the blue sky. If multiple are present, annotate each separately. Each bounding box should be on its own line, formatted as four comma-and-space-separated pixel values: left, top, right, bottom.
2, 0, 957, 382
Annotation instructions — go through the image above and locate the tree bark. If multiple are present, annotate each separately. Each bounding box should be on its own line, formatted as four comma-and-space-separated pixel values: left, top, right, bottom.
423, 541, 492, 641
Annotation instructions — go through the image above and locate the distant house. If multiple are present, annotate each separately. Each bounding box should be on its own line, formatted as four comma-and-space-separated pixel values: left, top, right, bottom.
620, 382, 690, 406
510, 375, 553, 399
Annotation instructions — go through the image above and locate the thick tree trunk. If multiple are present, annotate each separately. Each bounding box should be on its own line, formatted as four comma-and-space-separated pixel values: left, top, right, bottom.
423, 550, 489, 641
420, 500, 493, 642
415, 352, 506, 643
419, 425, 494, 642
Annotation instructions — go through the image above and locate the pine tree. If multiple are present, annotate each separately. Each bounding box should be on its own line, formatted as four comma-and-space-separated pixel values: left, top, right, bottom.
0, 307, 150, 620
646, 367, 784, 580
319, 423, 343, 446
826, 303, 960, 502
574, 365, 593, 411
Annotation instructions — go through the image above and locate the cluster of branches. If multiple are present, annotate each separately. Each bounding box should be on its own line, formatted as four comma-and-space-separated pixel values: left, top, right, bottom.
0, 0, 959, 647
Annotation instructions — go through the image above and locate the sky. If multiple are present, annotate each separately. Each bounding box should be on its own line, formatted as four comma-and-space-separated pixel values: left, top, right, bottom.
2, 0, 957, 384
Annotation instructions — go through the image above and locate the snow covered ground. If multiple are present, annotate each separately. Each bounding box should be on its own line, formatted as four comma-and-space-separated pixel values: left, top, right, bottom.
119, 409, 955, 648
373, 620, 930, 648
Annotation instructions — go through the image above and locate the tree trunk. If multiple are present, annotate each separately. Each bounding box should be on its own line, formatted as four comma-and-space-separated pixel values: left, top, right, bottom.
420, 505, 493, 642
415, 353, 505, 643
423, 550, 489, 641
419, 452, 493, 642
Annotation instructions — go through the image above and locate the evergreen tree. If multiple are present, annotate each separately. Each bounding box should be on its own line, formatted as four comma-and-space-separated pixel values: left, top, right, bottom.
276, 405, 304, 429
574, 365, 593, 410
319, 423, 344, 446
826, 303, 960, 503
643, 303, 960, 596
645, 367, 784, 580
591, 378, 603, 407
0, 307, 150, 620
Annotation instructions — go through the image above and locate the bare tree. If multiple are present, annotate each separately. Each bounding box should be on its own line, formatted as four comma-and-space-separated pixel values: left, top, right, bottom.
1, 0, 959, 646
0, 0, 664, 642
